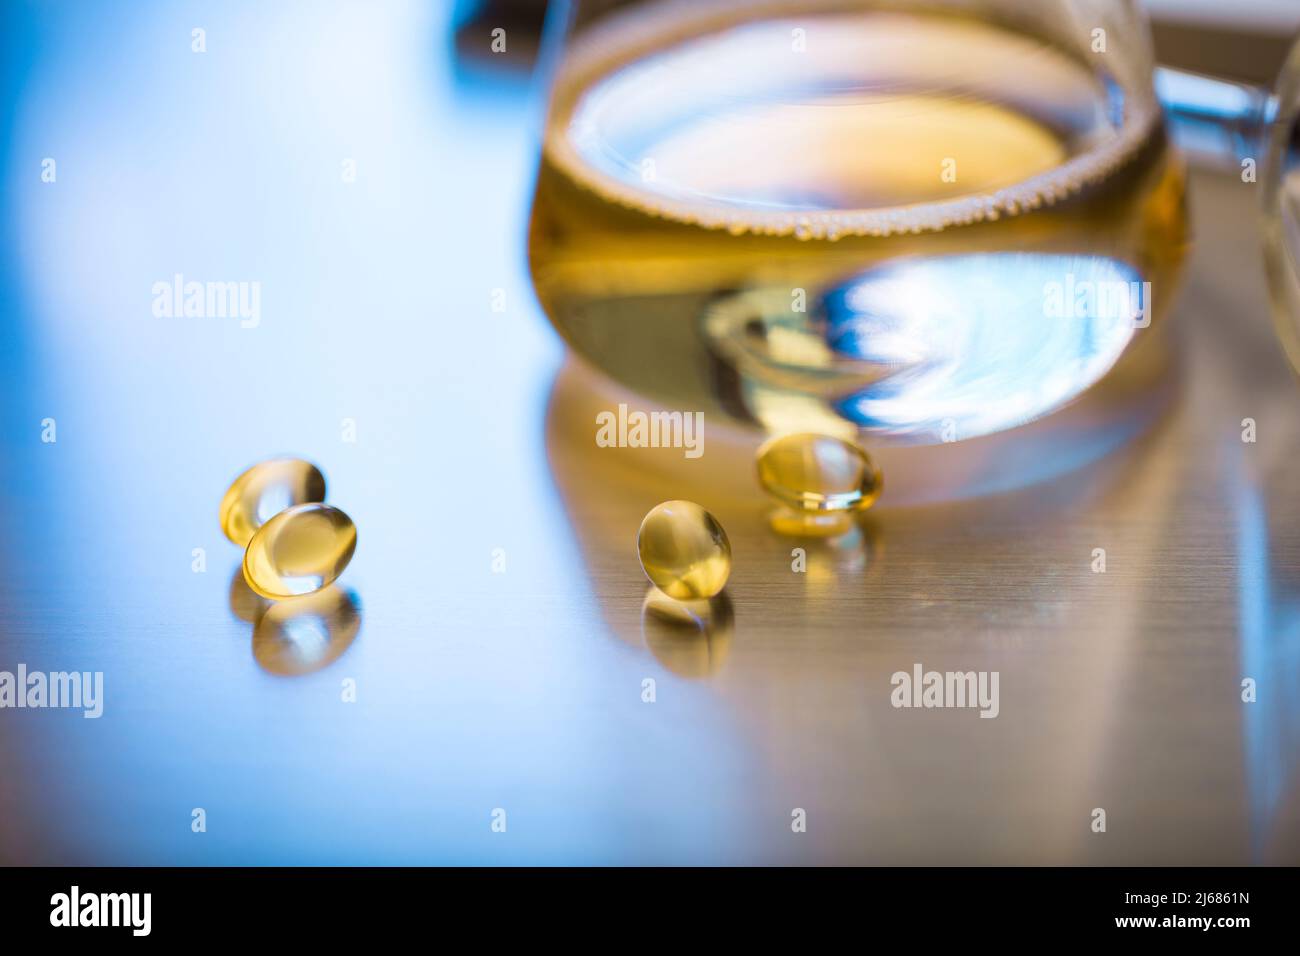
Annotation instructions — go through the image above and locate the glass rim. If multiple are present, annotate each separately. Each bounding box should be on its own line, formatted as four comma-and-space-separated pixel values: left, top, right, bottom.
541, 0, 1162, 239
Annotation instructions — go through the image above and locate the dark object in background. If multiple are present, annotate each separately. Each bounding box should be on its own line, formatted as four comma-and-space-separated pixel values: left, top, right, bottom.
452, 2, 1296, 85
1153, 20, 1293, 86
452, 0, 550, 73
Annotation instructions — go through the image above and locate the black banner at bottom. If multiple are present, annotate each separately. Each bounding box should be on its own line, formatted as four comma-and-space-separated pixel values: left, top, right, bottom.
0, 866, 1287, 941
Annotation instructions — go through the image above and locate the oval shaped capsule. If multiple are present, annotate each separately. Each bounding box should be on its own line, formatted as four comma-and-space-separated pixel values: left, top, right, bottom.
756, 433, 882, 512
220, 458, 327, 546
637, 500, 731, 600
243, 503, 357, 600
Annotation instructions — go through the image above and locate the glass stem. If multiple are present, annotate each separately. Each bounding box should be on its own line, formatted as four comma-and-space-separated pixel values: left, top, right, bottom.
1155, 66, 1278, 168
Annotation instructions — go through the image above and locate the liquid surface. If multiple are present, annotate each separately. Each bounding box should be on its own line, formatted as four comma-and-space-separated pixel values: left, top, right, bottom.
637, 500, 732, 600
757, 433, 882, 512
530, 5, 1187, 443
553, 10, 1147, 236
219, 458, 327, 547
243, 503, 358, 600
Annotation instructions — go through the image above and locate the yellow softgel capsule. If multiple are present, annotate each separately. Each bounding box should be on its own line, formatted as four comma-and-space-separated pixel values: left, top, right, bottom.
243, 503, 357, 600
637, 500, 731, 600
756, 433, 882, 512
219, 458, 326, 546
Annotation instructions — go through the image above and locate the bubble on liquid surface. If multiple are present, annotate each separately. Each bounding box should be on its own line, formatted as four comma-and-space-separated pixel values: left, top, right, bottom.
243, 503, 357, 600
637, 500, 732, 600
757, 433, 882, 513
220, 458, 326, 546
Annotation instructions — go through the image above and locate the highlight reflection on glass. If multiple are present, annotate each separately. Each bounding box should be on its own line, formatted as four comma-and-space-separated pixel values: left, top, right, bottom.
823, 255, 1148, 438
1156, 37, 1300, 377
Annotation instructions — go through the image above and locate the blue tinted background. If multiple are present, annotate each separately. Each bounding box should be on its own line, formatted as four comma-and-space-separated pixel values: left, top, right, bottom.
1, 0, 1298, 865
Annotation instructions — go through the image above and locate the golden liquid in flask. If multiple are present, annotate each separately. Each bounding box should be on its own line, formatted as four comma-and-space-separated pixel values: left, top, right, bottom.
528, 2, 1188, 444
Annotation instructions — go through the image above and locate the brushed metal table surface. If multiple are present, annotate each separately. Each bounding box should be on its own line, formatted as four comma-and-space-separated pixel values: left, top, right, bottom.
0, 1, 1297, 865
